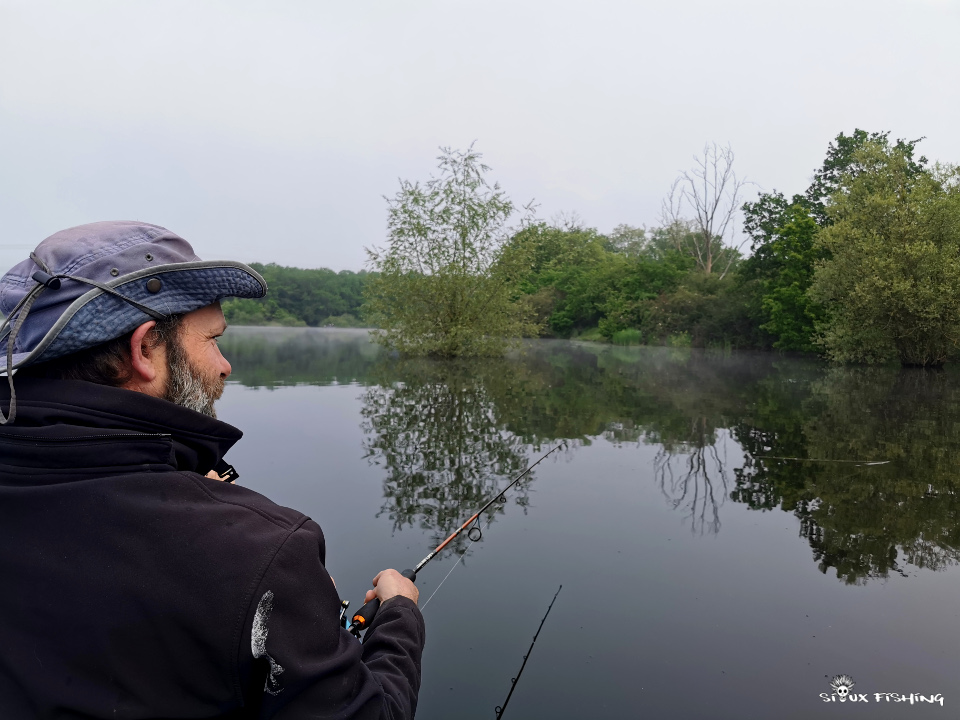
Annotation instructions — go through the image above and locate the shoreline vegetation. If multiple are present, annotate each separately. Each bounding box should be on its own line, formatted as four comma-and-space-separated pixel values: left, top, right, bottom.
222, 263, 373, 329
224, 130, 960, 367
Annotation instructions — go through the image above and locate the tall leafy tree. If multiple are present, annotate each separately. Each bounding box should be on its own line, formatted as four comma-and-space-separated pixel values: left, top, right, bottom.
364, 146, 539, 357
739, 196, 821, 350
810, 139, 960, 366
739, 129, 927, 352
805, 129, 927, 226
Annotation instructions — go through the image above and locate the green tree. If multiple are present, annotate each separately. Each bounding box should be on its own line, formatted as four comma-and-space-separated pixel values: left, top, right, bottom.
604, 224, 647, 256
809, 140, 960, 366
739, 197, 821, 350
639, 272, 758, 348
508, 223, 687, 339
805, 129, 927, 226
739, 129, 928, 352
363, 146, 540, 357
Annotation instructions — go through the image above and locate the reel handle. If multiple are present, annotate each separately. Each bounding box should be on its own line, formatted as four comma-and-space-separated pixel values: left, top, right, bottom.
349, 569, 417, 637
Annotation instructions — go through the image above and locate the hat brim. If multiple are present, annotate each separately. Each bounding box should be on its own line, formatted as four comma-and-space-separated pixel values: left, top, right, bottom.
2, 260, 266, 372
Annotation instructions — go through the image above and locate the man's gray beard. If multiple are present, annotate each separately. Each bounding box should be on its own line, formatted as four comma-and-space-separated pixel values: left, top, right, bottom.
163, 338, 225, 418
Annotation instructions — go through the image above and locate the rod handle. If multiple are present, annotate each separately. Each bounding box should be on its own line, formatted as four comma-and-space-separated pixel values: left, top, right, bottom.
350, 569, 418, 635
351, 597, 381, 634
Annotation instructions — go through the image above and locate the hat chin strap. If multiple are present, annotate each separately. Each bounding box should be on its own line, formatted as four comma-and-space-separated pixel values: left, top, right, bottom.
0, 253, 170, 425
0, 281, 46, 424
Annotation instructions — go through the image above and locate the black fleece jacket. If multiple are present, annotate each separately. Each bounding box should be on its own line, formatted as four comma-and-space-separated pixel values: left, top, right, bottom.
0, 379, 424, 719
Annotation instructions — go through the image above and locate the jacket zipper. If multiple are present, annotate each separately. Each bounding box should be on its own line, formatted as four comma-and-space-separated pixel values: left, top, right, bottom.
0, 432, 172, 443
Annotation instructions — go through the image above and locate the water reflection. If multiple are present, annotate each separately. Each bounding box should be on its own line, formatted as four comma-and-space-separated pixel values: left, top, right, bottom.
359, 358, 535, 556
653, 437, 732, 535
733, 366, 960, 584
220, 328, 380, 387
223, 328, 960, 584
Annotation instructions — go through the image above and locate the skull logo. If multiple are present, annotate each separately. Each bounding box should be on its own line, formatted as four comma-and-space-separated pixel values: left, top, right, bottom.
830, 674, 855, 702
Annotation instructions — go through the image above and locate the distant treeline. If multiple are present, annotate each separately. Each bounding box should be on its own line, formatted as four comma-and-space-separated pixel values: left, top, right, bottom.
222, 263, 371, 328
227, 129, 960, 366
505, 129, 955, 364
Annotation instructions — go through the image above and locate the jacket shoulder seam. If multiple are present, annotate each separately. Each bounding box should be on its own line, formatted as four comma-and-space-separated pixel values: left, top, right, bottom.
178, 471, 302, 531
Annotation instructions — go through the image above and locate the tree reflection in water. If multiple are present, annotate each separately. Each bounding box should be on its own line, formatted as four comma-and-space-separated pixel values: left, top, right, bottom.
734, 366, 960, 584
220, 328, 381, 388
359, 358, 539, 558
595, 349, 746, 536
224, 328, 960, 585
653, 438, 731, 536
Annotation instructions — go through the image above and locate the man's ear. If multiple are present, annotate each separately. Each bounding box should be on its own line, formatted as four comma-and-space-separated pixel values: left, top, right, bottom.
128, 321, 160, 387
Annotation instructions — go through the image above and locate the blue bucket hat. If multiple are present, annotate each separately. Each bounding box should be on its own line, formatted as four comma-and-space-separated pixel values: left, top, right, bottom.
0, 221, 267, 423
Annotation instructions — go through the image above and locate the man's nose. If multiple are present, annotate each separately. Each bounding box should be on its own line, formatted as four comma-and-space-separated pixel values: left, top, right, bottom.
218, 351, 232, 379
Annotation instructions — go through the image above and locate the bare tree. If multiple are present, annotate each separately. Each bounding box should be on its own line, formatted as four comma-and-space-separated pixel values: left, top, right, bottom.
548, 210, 585, 232
661, 143, 749, 279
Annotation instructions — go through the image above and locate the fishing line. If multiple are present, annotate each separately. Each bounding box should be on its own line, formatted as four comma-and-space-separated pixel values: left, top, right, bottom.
755, 456, 890, 465
346, 442, 565, 638
421, 512, 498, 611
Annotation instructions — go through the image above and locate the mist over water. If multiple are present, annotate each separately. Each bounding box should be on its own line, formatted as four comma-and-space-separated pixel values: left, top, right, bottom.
216, 328, 960, 718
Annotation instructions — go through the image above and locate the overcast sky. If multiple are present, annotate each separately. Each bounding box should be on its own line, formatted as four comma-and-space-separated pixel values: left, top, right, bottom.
1, 0, 957, 272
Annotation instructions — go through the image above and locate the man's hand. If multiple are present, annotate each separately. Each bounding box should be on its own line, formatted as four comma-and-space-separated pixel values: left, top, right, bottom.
363, 569, 419, 606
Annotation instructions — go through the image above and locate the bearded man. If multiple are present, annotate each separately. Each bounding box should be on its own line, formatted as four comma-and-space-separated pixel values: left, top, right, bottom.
0, 222, 424, 718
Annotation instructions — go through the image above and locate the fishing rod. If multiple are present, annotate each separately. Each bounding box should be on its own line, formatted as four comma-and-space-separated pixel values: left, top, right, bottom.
345, 442, 565, 638
495, 585, 562, 718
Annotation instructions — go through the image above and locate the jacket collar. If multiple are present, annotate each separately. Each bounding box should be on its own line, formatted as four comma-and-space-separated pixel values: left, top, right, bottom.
0, 378, 241, 477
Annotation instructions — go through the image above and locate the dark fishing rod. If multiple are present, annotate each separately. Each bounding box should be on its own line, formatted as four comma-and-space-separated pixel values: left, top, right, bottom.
495, 585, 562, 718
346, 443, 565, 638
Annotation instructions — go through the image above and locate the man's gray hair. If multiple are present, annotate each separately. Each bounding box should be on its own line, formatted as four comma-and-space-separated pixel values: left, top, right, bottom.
17, 316, 184, 387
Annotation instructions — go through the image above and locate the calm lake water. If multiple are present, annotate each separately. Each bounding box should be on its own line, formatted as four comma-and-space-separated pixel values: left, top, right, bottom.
216, 327, 959, 719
